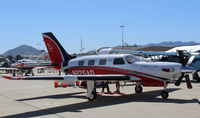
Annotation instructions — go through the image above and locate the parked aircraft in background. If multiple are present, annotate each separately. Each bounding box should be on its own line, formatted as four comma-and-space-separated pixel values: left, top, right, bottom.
2, 32, 196, 101
0, 56, 12, 67
10, 59, 54, 76
0, 47, 59, 76
167, 45, 200, 55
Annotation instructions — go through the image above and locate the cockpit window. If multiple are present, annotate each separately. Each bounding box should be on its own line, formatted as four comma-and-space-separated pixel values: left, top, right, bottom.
188, 57, 200, 70
125, 55, 138, 64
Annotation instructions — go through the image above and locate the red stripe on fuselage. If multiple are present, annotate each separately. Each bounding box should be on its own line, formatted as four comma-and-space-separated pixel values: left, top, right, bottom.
68, 66, 165, 86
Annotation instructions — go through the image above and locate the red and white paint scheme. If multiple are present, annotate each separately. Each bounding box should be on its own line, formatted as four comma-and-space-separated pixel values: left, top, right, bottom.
2, 32, 195, 101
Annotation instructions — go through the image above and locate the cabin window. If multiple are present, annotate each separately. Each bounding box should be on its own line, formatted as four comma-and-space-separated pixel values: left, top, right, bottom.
78, 60, 84, 66
113, 58, 125, 65
99, 59, 107, 65
88, 60, 95, 65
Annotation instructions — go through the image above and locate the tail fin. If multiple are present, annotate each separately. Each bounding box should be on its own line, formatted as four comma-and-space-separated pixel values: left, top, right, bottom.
42, 32, 74, 70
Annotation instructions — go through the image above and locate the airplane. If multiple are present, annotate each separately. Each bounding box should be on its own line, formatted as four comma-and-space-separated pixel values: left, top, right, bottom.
10, 58, 59, 76
1, 32, 196, 101
0, 56, 12, 67
0, 57, 19, 74
167, 45, 200, 55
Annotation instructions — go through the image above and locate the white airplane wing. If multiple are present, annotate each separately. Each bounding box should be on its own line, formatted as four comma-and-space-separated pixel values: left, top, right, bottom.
0, 67, 19, 71
111, 49, 177, 56
2, 74, 140, 83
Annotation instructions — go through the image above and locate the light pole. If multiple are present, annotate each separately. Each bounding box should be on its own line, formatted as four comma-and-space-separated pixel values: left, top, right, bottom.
120, 25, 125, 47
80, 36, 84, 53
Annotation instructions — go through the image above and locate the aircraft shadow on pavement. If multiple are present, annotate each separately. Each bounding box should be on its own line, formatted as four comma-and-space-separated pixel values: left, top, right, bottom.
2, 88, 200, 118
17, 92, 86, 101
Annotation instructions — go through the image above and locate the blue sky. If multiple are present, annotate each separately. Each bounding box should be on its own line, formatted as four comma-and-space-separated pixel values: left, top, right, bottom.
1, 0, 200, 54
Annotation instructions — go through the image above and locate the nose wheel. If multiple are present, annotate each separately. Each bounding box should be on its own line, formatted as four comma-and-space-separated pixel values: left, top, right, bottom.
161, 91, 169, 99
135, 85, 143, 93
161, 81, 169, 99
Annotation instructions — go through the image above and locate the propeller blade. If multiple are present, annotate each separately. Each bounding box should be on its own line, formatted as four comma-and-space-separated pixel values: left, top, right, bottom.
178, 50, 187, 67
175, 73, 184, 86
185, 74, 193, 89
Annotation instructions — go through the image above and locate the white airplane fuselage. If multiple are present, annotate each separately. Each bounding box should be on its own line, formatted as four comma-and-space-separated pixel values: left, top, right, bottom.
63, 54, 182, 86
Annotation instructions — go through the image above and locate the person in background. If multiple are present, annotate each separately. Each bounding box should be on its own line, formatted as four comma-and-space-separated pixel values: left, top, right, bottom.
114, 81, 120, 93
101, 81, 111, 93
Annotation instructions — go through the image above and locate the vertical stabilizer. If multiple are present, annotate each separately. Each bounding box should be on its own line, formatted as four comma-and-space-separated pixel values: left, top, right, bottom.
42, 32, 73, 70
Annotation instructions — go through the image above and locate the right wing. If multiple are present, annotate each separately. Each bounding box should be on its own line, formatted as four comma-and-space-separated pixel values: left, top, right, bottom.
110, 49, 177, 56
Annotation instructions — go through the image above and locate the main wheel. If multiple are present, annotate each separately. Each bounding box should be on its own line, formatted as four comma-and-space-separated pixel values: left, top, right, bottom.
87, 90, 97, 101
135, 85, 143, 93
161, 91, 169, 99
193, 72, 200, 82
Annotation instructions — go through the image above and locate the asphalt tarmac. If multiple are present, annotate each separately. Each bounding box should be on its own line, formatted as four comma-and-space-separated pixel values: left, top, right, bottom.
0, 74, 200, 118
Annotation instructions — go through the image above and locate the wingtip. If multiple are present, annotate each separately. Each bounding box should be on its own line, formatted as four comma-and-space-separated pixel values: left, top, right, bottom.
2, 75, 12, 80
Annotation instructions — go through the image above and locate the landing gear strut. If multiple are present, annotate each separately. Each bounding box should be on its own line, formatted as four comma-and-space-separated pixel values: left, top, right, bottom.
86, 81, 97, 101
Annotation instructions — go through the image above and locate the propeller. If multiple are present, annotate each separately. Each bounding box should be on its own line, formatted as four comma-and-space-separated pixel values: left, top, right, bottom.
185, 74, 192, 89
175, 72, 184, 86
174, 50, 193, 89
175, 72, 193, 89
177, 50, 187, 67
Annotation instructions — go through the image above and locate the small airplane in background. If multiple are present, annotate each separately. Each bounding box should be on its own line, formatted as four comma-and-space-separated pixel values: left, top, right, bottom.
2, 32, 196, 101
0, 57, 19, 74
167, 45, 200, 55
0, 51, 56, 76
10, 59, 54, 76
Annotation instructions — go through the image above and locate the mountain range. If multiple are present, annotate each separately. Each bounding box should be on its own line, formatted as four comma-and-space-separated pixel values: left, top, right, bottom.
145, 41, 200, 46
3, 45, 43, 56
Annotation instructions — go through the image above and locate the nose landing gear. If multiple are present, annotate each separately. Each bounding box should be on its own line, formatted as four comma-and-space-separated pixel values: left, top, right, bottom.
161, 91, 169, 99
161, 81, 169, 99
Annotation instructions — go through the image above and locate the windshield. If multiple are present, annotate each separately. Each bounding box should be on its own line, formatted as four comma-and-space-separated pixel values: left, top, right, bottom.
125, 55, 139, 64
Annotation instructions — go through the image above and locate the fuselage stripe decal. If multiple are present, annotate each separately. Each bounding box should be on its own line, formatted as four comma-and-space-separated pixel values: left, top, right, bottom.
69, 66, 169, 81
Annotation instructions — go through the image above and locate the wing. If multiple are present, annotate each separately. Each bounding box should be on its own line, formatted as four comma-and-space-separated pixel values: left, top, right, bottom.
111, 49, 177, 56
0, 67, 19, 71
2, 74, 140, 83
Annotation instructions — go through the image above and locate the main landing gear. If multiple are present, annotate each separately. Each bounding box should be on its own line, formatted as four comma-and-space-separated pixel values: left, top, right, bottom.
135, 82, 169, 99
88, 89, 97, 101
135, 85, 143, 93
86, 81, 97, 101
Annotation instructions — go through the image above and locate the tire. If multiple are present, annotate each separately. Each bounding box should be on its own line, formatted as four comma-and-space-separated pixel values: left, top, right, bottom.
135, 85, 143, 93
161, 91, 169, 99
193, 72, 200, 82
87, 90, 97, 101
